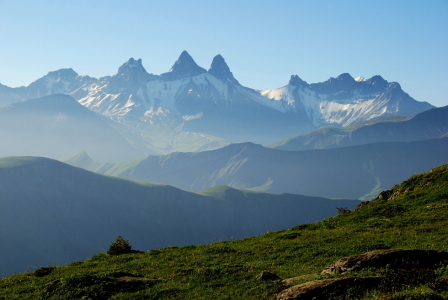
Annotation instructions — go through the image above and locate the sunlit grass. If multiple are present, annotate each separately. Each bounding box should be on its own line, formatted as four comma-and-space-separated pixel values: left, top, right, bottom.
1, 165, 447, 299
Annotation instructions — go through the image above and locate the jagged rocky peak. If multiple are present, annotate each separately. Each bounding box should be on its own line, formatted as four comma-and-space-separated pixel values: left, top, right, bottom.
208, 54, 238, 83
162, 50, 207, 80
388, 82, 401, 89
310, 72, 358, 94
289, 75, 308, 87
336, 73, 355, 82
46, 68, 79, 80
118, 58, 145, 71
366, 75, 388, 88
115, 58, 154, 83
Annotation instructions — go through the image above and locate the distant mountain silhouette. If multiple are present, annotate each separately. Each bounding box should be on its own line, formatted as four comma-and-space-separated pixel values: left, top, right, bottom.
269, 106, 448, 151
0, 156, 358, 275
62, 138, 448, 199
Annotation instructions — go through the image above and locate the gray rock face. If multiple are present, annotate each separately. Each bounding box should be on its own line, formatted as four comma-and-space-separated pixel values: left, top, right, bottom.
160, 50, 207, 80
277, 277, 382, 300
269, 105, 448, 152
257, 271, 280, 281
114, 58, 158, 84
0, 51, 434, 146
281, 274, 318, 286
208, 54, 238, 84
278, 249, 448, 299
288, 75, 308, 87
321, 249, 448, 276
23, 69, 97, 101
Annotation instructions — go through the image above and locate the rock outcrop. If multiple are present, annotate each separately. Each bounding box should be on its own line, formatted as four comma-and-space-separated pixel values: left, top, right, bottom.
277, 249, 448, 299
277, 277, 381, 300
257, 271, 280, 281
321, 249, 448, 276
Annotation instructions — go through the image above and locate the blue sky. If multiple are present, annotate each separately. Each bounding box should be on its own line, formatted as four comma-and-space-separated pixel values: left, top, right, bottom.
0, 0, 447, 106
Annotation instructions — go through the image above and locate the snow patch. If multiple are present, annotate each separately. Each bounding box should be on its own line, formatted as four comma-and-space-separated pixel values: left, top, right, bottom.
183, 112, 203, 121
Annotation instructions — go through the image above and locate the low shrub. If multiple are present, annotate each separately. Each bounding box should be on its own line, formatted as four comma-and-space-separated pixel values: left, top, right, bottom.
107, 235, 133, 255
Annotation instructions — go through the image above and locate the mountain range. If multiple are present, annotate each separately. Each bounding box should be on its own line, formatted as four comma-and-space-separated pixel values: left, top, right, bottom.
0, 51, 434, 152
62, 136, 448, 200
0, 156, 358, 276
0, 50, 447, 287
0, 94, 146, 162
269, 105, 448, 151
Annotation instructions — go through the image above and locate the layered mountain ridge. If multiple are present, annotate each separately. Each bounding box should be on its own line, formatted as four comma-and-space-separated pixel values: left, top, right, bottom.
62, 136, 448, 200
0, 156, 358, 275
269, 105, 448, 151
0, 94, 146, 162
0, 51, 434, 145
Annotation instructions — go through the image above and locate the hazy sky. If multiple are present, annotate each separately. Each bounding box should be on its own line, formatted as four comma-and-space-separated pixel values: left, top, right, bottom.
0, 0, 447, 106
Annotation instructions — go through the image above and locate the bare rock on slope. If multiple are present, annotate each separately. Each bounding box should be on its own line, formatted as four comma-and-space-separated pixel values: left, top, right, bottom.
277, 277, 381, 300
321, 249, 448, 276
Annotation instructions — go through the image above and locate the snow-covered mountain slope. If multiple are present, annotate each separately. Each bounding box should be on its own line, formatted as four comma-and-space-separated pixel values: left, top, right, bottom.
76, 51, 311, 143
269, 105, 448, 151
0, 51, 434, 145
261, 73, 434, 127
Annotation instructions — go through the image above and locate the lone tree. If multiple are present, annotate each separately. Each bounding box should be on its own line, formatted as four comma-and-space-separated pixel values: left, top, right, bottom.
107, 235, 133, 255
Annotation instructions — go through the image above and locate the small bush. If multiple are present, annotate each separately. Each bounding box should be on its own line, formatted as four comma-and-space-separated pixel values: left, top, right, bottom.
90, 251, 108, 261
428, 277, 448, 293
34, 267, 55, 277
390, 292, 446, 300
107, 235, 133, 255
337, 207, 351, 214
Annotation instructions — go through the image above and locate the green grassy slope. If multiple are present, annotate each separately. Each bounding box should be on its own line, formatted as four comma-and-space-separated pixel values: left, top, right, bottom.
1, 164, 447, 299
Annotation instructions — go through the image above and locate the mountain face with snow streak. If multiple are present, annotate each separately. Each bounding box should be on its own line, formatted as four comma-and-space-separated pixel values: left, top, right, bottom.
76, 51, 311, 143
261, 73, 433, 128
0, 51, 434, 145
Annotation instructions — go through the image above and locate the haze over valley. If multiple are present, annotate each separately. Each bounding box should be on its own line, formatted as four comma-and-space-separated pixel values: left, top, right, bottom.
0, 4, 447, 298
1, 55, 446, 275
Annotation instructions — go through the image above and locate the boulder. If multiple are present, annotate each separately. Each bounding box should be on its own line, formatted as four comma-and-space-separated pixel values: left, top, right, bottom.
321, 249, 448, 276
354, 201, 369, 211
277, 277, 381, 300
257, 271, 281, 281
282, 274, 318, 286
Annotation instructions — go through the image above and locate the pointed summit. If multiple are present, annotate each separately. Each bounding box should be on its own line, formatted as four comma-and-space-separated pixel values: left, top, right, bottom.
336, 73, 355, 81
208, 54, 238, 83
115, 58, 155, 83
289, 75, 308, 87
46, 68, 78, 80
366, 75, 388, 88
161, 51, 206, 80
118, 58, 145, 73
310, 73, 358, 94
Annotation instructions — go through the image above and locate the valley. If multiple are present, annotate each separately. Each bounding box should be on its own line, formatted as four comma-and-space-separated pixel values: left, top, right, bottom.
1, 163, 447, 299
0, 50, 446, 299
